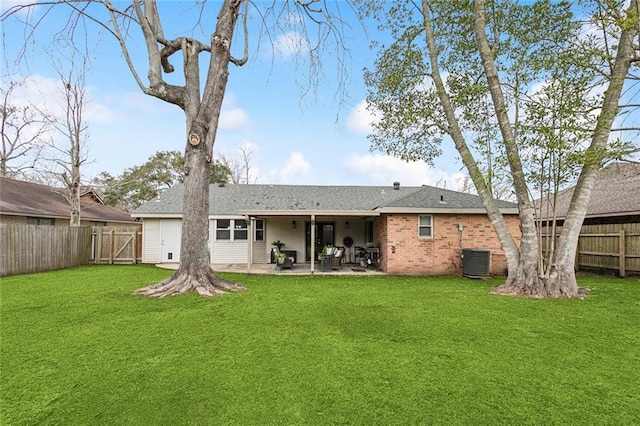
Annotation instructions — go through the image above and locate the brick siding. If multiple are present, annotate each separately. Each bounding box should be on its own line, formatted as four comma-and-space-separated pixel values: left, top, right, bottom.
376, 213, 521, 276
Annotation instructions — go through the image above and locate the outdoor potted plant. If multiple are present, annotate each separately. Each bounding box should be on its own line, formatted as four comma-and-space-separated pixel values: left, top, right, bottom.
271, 240, 286, 250
274, 252, 287, 265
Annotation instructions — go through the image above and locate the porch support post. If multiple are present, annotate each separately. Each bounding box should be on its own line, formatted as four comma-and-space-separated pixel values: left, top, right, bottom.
310, 214, 316, 273
246, 215, 252, 274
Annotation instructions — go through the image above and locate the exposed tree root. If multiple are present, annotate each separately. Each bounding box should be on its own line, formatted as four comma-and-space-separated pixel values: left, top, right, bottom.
490, 264, 590, 298
491, 276, 590, 298
491, 283, 589, 298
133, 266, 245, 298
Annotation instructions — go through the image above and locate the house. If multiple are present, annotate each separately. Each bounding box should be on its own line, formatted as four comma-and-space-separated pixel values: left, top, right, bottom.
537, 163, 640, 226
133, 182, 520, 276
0, 177, 138, 227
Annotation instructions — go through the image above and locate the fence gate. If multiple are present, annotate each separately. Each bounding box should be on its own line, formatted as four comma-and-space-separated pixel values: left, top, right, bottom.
92, 227, 142, 264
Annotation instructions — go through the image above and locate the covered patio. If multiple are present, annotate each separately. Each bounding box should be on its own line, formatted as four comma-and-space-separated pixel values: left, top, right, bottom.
240, 211, 379, 274
157, 262, 386, 276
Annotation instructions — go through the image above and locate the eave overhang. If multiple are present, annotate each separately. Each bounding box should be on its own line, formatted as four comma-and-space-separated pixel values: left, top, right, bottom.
375, 207, 519, 215
236, 210, 380, 217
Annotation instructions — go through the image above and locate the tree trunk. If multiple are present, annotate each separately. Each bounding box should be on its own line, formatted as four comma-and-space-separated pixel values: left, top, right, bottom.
420, 0, 520, 277
492, 259, 582, 298
134, 0, 245, 297
69, 132, 81, 226
69, 181, 80, 226
495, 0, 637, 298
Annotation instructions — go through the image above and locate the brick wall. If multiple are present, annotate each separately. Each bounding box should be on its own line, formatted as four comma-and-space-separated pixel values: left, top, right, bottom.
377, 213, 520, 276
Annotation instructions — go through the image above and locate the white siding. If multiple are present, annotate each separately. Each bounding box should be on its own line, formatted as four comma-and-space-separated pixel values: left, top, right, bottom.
142, 219, 161, 263
211, 241, 248, 263
266, 218, 306, 263
209, 218, 249, 263
252, 240, 268, 263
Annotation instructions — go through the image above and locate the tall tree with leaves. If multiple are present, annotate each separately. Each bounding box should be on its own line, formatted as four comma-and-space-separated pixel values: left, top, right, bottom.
2, 1, 348, 296
362, 0, 638, 297
96, 150, 231, 211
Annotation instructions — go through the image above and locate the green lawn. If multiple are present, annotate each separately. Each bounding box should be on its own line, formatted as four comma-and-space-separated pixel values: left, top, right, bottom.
1, 265, 639, 425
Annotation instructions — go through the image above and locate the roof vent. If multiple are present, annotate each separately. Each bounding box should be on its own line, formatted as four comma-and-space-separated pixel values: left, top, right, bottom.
439, 194, 446, 204
217, 180, 226, 187
393, 181, 400, 190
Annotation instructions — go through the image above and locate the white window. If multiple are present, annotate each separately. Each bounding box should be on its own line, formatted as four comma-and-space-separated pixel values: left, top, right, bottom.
215, 219, 250, 241
418, 215, 433, 238
234, 220, 248, 240
215, 219, 231, 240
255, 219, 264, 241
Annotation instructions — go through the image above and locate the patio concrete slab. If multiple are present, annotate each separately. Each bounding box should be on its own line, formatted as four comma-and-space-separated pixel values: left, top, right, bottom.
155, 263, 385, 276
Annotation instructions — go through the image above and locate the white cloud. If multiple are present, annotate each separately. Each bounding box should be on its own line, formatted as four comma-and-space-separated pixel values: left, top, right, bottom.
269, 151, 312, 183
8, 74, 58, 110
6, 74, 119, 124
219, 93, 249, 130
346, 99, 378, 135
273, 32, 309, 59
220, 107, 249, 130
0, 0, 32, 14
344, 153, 465, 189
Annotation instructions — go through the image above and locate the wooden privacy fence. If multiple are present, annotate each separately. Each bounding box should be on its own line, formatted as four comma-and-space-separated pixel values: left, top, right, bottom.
1, 224, 92, 277
91, 227, 142, 265
0, 224, 142, 277
541, 223, 640, 277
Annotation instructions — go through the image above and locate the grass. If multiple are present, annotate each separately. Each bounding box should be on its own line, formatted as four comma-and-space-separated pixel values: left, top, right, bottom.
1, 265, 639, 425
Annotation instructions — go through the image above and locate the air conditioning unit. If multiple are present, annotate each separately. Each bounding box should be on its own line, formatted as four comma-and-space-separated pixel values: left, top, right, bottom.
462, 249, 490, 278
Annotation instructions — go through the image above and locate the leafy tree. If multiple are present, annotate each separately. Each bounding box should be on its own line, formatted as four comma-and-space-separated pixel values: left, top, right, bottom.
2, 1, 348, 296
96, 150, 231, 211
362, 0, 639, 297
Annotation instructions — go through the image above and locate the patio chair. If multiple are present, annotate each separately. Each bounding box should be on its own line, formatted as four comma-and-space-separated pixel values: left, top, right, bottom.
329, 246, 345, 270
272, 246, 294, 269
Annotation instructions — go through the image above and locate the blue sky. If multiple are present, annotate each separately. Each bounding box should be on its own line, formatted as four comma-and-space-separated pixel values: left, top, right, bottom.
1, 1, 465, 188
3, 1, 635, 191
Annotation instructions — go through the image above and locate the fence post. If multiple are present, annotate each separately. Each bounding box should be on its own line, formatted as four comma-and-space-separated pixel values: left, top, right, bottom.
619, 230, 626, 278
96, 229, 103, 265
133, 231, 138, 264
109, 230, 115, 264
575, 232, 581, 272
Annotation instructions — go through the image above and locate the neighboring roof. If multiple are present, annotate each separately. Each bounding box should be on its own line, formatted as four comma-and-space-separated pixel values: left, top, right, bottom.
133, 182, 518, 217
80, 187, 105, 204
538, 162, 640, 220
0, 177, 136, 224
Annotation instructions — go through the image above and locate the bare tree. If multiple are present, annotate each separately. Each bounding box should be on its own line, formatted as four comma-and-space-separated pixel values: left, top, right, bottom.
0, 78, 50, 178
218, 143, 259, 184
47, 67, 91, 226
2, 1, 349, 296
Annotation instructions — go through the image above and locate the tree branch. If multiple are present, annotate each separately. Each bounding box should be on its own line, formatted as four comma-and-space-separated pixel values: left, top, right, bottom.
230, 0, 249, 66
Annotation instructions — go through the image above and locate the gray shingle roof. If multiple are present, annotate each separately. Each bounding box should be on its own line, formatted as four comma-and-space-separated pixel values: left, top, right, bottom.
133, 183, 517, 216
381, 185, 516, 210
538, 163, 640, 220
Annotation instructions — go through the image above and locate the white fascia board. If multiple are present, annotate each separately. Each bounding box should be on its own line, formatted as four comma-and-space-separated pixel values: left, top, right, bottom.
132, 213, 183, 219
236, 210, 380, 217
376, 207, 519, 215
208, 214, 247, 219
